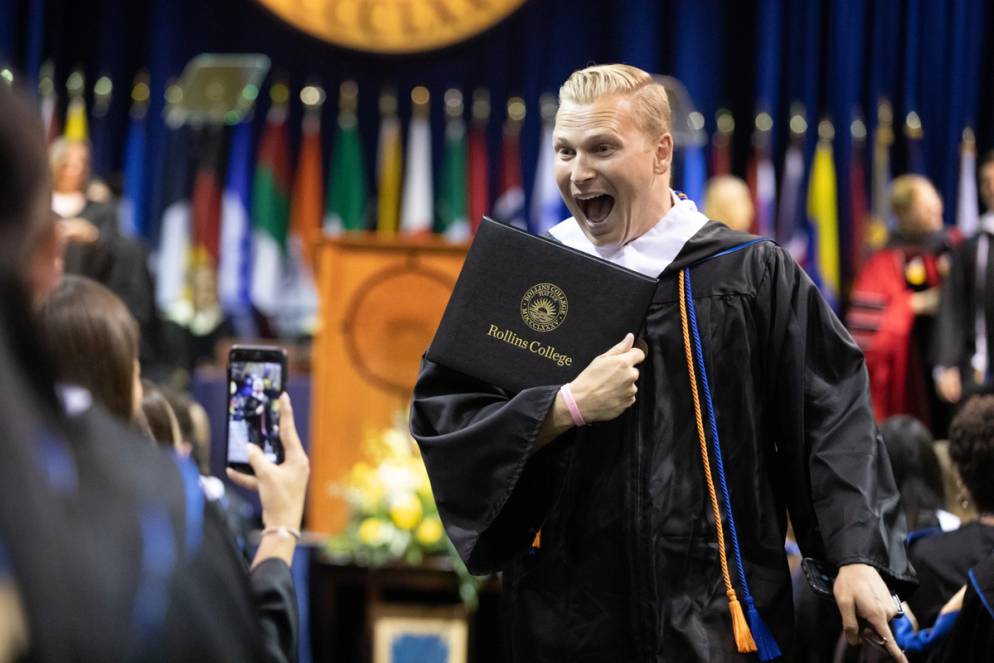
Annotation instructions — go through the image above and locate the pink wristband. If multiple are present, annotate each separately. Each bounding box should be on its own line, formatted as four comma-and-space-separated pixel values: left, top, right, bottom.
560, 383, 587, 427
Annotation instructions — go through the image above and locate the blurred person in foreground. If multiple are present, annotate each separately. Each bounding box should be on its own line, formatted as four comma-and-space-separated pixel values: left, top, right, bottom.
934, 150, 994, 405
411, 64, 914, 662
703, 175, 755, 232
0, 84, 308, 662
847, 175, 956, 433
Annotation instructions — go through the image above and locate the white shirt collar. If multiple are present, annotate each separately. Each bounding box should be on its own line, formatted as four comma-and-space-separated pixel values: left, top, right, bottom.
981, 212, 994, 235
548, 190, 709, 277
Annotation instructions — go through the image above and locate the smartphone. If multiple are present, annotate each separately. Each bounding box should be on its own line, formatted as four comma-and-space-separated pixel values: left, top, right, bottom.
801, 557, 837, 599
225, 345, 288, 474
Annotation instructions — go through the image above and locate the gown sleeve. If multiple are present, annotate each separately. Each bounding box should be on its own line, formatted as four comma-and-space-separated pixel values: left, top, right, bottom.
250, 558, 299, 663
409, 357, 572, 574
759, 246, 917, 596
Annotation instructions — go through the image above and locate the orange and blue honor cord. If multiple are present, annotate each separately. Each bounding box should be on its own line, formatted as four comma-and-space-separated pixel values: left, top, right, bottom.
678, 249, 781, 661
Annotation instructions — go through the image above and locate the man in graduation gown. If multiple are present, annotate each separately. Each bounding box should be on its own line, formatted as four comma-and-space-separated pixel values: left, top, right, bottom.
934, 150, 994, 405
846, 175, 955, 430
411, 64, 914, 662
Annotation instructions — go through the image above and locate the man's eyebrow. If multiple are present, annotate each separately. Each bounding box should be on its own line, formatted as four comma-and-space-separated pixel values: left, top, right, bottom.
584, 132, 620, 143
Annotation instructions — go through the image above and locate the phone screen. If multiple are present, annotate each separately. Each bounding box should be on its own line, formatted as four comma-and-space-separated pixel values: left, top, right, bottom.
227, 357, 284, 466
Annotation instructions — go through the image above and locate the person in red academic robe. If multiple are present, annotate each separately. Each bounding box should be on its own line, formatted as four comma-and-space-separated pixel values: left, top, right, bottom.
847, 175, 957, 429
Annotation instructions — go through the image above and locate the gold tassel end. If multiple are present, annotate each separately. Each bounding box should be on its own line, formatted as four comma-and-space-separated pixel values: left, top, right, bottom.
728, 595, 758, 653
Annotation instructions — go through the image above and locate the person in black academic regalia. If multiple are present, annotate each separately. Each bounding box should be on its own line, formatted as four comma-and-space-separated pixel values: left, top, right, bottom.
930, 552, 994, 662
934, 150, 994, 406
410, 64, 915, 663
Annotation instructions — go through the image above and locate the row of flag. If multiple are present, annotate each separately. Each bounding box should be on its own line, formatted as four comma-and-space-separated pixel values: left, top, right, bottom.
36, 69, 571, 338
36, 65, 985, 332
689, 101, 983, 311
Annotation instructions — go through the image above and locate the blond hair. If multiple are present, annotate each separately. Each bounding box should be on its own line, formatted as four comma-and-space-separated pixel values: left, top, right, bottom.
559, 64, 672, 140
703, 176, 754, 232
890, 174, 934, 222
48, 137, 91, 181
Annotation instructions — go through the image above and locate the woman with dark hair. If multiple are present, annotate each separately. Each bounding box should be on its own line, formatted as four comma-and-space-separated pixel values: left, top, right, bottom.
879, 415, 949, 532
38, 274, 142, 424
906, 395, 994, 630
0, 84, 308, 662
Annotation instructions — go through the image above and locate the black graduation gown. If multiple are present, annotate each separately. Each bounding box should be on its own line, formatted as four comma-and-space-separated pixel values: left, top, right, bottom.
935, 229, 994, 396
932, 552, 994, 662
410, 223, 915, 662
907, 521, 994, 628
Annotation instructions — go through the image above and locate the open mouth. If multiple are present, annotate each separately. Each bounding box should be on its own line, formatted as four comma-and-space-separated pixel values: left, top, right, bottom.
576, 193, 615, 224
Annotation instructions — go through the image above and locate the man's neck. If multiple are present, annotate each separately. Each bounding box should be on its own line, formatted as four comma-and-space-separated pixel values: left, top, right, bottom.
636, 188, 677, 238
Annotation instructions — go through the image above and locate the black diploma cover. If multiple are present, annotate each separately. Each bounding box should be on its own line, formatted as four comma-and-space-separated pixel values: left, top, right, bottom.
426, 217, 658, 393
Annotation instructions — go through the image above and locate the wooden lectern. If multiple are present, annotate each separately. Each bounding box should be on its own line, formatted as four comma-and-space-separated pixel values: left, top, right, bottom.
309, 233, 468, 534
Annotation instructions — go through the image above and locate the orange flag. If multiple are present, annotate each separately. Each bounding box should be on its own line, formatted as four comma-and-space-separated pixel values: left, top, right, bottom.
290, 106, 324, 274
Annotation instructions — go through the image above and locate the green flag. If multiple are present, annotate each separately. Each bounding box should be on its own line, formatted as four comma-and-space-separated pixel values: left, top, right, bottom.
325, 108, 368, 233
436, 110, 469, 240
251, 105, 291, 316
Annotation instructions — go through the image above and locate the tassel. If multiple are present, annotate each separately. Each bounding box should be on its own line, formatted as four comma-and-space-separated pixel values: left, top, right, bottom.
727, 594, 757, 654
684, 265, 781, 660
745, 597, 781, 661
530, 528, 541, 550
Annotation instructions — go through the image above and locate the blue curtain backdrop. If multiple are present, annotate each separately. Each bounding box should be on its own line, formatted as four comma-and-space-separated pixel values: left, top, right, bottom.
0, 0, 991, 254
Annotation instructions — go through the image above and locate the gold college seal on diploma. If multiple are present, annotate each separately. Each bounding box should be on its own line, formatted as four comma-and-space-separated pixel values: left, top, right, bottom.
520, 283, 568, 332
255, 0, 525, 54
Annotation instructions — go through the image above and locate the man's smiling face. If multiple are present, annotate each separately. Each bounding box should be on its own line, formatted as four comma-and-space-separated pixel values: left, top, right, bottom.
553, 93, 672, 249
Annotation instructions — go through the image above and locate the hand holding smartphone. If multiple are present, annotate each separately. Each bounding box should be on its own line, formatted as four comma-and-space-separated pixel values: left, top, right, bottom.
227, 391, 311, 570
801, 558, 906, 658
226, 345, 288, 474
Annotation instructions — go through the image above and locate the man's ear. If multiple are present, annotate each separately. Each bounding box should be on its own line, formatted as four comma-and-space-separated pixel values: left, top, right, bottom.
653, 133, 673, 175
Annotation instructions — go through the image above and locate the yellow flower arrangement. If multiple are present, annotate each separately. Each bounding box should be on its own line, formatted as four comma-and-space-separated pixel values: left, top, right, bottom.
326, 414, 479, 608
415, 516, 444, 547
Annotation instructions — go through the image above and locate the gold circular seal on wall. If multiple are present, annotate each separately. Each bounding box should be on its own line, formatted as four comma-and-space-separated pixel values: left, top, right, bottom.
344, 264, 455, 394
520, 282, 568, 332
255, 0, 526, 54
